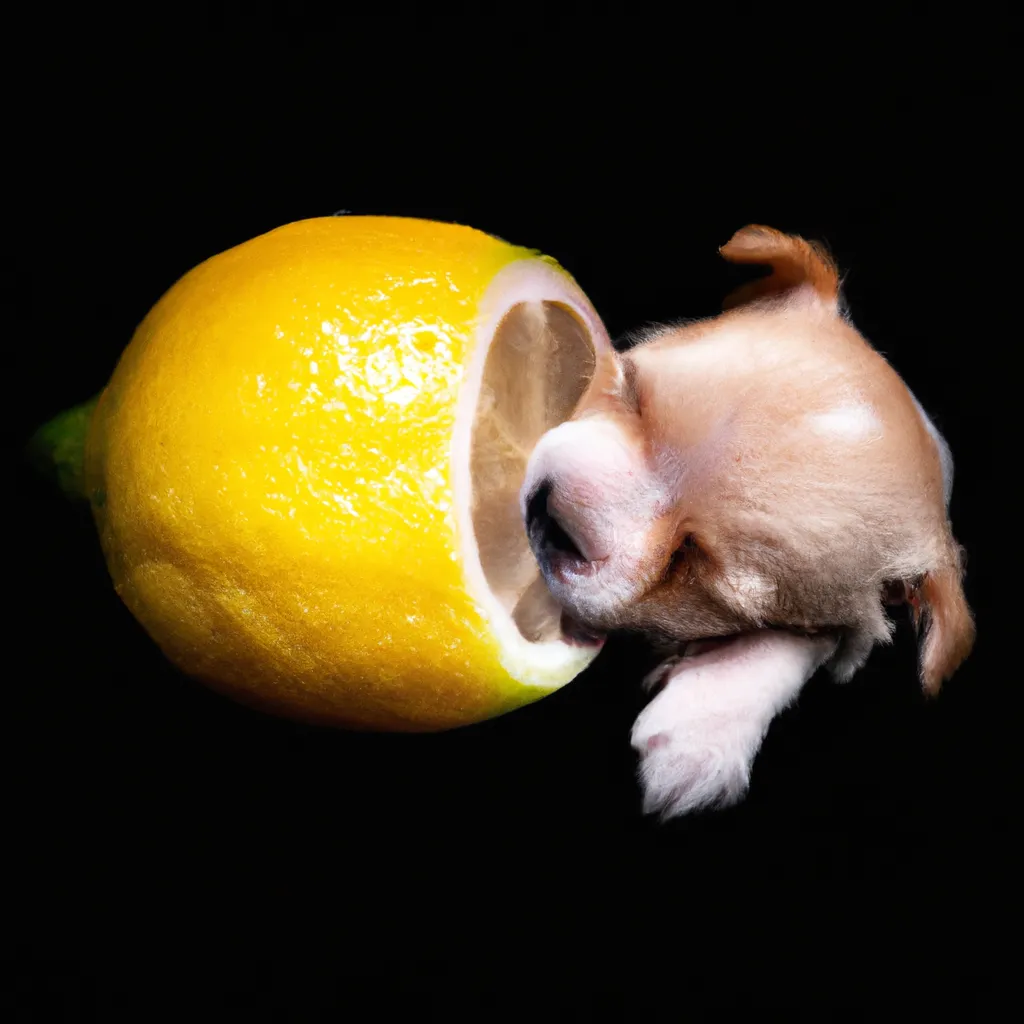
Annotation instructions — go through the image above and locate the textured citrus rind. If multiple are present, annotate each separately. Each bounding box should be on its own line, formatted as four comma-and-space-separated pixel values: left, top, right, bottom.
85, 217, 606, 729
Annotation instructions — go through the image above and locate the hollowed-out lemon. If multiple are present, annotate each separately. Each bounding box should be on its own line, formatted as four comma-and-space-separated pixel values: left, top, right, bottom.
35, 217, 612, 730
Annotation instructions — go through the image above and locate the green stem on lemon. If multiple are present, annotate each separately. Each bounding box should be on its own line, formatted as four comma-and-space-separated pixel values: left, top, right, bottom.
26, 395, 101, 501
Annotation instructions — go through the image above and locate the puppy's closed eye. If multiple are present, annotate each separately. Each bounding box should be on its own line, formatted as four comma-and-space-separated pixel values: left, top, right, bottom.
666, 533, 701, 577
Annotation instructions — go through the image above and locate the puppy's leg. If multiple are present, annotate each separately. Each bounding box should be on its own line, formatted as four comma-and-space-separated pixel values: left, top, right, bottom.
631, 632, 836, 818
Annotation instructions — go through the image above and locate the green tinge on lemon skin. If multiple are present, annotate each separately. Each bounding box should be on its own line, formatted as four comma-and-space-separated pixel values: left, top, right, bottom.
27, 395, 101, 501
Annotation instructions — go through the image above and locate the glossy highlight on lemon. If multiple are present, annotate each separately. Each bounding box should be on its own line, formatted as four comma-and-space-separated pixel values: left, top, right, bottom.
52, 216, 612, 730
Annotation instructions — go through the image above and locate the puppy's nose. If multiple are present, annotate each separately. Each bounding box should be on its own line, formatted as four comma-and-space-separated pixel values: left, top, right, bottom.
524, 480, 586, 564
525, 479, 554, 549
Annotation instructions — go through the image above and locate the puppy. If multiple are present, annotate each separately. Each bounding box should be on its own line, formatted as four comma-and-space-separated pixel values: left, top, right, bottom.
521, 226, 975, 818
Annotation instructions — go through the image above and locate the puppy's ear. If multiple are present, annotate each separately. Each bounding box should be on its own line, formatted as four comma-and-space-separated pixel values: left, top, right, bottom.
910, 548, 976, 696
574, 344, 631, 417
719, 225, 840, 310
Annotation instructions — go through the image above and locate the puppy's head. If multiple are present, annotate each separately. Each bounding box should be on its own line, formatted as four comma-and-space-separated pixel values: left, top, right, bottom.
523, 225, 974, 695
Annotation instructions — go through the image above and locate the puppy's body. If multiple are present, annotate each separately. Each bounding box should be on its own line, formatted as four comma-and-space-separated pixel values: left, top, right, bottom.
523, 227, 974, 817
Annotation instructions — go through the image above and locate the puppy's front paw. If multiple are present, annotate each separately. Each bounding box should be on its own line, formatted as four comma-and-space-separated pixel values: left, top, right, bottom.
631, 688, 758, 818
629, 632, 833, 819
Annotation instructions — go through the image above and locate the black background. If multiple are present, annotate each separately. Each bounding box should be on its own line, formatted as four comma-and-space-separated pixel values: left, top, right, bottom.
8, 11, 1014, 1020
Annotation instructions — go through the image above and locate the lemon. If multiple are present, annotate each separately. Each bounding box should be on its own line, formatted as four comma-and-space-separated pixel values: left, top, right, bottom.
34, 217, 612, 730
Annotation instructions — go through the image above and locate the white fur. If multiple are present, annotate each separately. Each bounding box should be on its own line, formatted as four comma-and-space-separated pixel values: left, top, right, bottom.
521, 418, 652, 542
631, 631, 836, 818
521, 416, 666, 615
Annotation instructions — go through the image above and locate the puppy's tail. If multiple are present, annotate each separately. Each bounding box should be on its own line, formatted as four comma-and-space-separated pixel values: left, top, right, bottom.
720, 225, 840, 310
